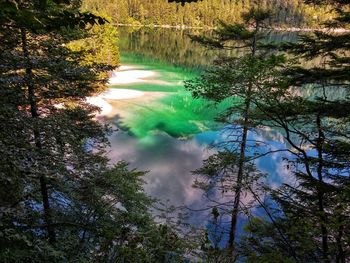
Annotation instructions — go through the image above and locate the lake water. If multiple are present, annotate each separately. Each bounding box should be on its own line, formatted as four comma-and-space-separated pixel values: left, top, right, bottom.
96, 27, 298, 239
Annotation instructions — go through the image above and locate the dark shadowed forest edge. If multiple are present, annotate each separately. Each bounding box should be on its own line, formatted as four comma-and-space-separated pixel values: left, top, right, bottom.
1, 0, 350, 262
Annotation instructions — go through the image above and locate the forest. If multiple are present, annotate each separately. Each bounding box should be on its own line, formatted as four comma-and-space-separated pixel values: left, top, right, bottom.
0, 0, 349, 262
82, 0, 335, 28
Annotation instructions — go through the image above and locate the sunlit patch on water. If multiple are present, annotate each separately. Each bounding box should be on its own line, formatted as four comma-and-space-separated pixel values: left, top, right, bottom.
86, 88, 146, 116
108, 64, 173, 86
109, 69, 156, 84
100, 88, 144, 100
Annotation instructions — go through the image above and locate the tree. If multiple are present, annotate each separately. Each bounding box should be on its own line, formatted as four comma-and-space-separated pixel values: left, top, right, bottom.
185, 7, 282, 255
0, 1, 188, 261
237, 1, 350, 262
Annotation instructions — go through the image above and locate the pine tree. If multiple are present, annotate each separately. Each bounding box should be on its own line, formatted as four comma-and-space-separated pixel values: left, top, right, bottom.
0, 1, 188, 261
185, 7, 282, 255
238, 1, 350, 262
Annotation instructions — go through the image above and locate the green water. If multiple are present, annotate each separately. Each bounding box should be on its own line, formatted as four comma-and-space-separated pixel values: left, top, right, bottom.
111, 52, 231, 140
120, 91, 232, 139
113, 27, 302, 141
108, 27, 301, 228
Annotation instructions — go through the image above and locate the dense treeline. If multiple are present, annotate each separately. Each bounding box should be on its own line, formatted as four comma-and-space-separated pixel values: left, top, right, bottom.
82, 0, 335, 28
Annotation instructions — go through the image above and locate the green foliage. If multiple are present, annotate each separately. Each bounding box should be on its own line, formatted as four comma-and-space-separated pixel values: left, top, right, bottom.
193, 151, 264, 195
81, 0, 336, 28
0, 1, 189, 262
185, 2, 350, 261
238, 2, 350, 262
67, 16, 120, 68
0, 0, 108, 32
185, 9, 282, 258
242, 7, 274, 24
186, 54, 286, 104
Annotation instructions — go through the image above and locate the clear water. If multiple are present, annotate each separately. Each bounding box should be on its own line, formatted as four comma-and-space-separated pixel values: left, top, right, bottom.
105, 27, 295, 234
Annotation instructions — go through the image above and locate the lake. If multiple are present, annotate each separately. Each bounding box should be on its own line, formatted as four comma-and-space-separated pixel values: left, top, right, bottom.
94, 26, 298, 241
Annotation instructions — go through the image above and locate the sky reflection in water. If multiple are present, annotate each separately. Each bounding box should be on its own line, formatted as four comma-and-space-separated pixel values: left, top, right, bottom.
102, 29, 293, 241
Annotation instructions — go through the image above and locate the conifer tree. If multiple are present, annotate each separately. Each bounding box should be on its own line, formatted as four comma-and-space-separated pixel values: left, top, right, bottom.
185, 7, 281, 255
0, 1, 188, 261
238, 1, 350, 262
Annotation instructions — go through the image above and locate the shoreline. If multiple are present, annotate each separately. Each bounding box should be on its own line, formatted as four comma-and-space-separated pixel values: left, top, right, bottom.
115, 23, 350, 33
88, 65, 168, 117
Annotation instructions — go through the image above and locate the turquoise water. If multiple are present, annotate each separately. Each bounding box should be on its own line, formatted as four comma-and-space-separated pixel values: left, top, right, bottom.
107, 27, 291, 231
109, 52, 233, 140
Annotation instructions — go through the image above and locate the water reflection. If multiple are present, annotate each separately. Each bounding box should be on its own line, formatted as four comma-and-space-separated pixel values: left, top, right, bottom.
107, 127, 217, 226
102, 27, 297, 231
118, 26, 301, 68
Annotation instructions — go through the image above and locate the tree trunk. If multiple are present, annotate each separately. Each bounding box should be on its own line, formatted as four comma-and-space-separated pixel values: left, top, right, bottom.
227, 21, 259, 253
316, 113, 329, 262
335, 218, 345, 263
21, 28, 56, 243
227, 111, 249, 252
